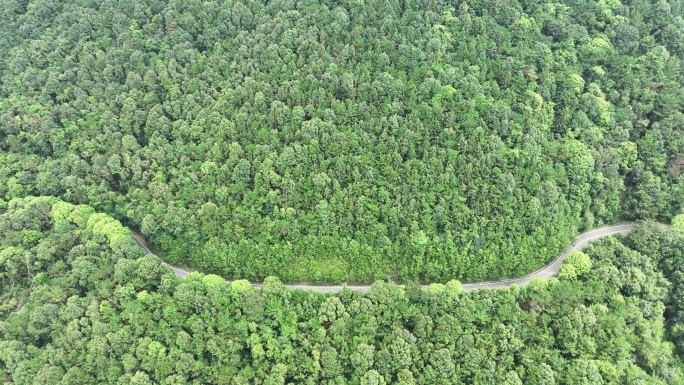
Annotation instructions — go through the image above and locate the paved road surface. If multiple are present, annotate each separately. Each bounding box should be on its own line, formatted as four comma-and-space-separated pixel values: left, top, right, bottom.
132, 224, 634, 293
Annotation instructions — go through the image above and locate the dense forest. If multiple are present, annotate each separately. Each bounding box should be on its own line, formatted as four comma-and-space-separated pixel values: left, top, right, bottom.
1, 0, 683, 282
2, 197, 684, 384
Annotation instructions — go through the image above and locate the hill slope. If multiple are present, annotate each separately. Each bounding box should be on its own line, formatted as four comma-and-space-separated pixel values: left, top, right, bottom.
2, 197, 684, 383
0, 0, 683, 282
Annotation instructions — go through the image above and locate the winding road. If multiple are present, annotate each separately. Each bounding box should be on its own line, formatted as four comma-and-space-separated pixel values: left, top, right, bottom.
131, 224, 634, 293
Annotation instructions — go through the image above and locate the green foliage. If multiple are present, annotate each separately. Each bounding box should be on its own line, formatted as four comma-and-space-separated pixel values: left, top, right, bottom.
0, 0, 682, 283
3, 199, 684, 384
559, 251, 593, 280
558, 263, 579, 280
673, 214, 684, 231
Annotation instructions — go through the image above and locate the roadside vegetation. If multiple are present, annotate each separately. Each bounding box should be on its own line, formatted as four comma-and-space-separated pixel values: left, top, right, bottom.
1, 0, 683, 282
2, 197, 684, 384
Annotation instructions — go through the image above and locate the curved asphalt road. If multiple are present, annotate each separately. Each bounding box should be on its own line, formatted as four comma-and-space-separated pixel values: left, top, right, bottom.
132, 224, 634, 293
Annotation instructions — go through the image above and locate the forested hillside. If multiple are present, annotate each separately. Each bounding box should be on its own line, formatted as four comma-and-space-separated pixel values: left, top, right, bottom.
2, 197, 684, 384
0, 0, 683, 282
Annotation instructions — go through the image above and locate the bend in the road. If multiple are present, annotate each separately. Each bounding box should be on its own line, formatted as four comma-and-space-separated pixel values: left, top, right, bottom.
131, 224, 635, 293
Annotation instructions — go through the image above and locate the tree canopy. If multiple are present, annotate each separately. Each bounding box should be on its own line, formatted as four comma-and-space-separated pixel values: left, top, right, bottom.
0, 0, 683, 283
2, 197, 684, 384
